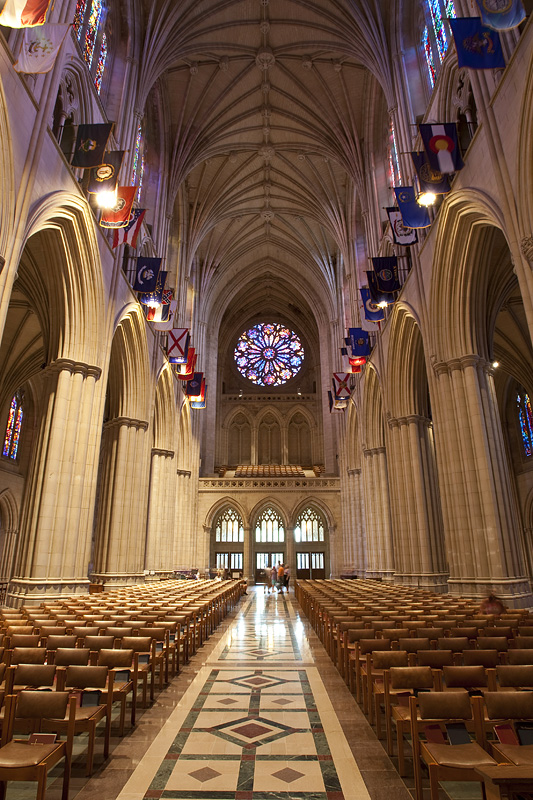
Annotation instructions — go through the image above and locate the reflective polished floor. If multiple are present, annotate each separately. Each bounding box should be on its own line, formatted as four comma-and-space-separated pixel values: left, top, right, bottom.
8, 587, 465, 800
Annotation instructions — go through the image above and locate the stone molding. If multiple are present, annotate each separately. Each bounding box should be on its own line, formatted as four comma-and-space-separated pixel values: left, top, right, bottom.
388, 414, 432, 429
363, 446, 386, 457
152, 448, 175, 458
347, 468, 361, 476
177, 469, 191, 477
520, 236, 533, 265
48, 358, 102, 380
103, 416, 149, 431
432, 354, 491, 376
199, 477, 339, 490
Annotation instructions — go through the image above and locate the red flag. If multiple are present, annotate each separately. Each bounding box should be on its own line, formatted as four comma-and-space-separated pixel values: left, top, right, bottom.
112, 208, 146, 249
176, 348, 196, 380
100, 187, 136, 229
167, 329, 189, 364
0, 0, 52, 27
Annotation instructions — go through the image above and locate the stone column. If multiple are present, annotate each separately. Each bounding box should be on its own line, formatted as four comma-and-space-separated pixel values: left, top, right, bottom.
92, 416, 151, 588
432, 355, 532, 605
387, 416, 448, 591
346, 468, 366, 576
328, 524, 338, 577
243, 527, 254, 584
286, 527, 296, 574
145, 448, 175, 577
173, 470, 191, 568
9, 359, 102, 603
362, 447, 395, 580
0, 528, 17, 583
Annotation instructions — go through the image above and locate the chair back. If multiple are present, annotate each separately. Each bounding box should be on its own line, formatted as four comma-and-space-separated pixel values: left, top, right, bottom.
64, 665, 108, 689
10, 647, 47, 665
442, 665, 488, 688
389, 666, 434, 690
496, 665, 533, 688
484, 690, 533, 719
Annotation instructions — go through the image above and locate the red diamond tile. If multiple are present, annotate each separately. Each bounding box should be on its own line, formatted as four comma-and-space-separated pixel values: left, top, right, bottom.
272, 767, 305, 783
232, 722, 272, 739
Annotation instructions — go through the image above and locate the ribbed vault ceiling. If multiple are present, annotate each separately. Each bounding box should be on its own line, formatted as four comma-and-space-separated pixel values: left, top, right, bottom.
139, 0, 392, 315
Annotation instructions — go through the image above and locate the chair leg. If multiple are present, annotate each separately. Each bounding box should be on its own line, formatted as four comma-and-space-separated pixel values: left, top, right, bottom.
0, 781, 5, 800
37, 766, 47, 800
119, 698, 126, 736
429, 766, 440, 800
87, 722, 96, 776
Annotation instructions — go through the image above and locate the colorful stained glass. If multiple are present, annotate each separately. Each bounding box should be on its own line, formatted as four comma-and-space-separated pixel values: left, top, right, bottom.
428, 0, 453, 62
84, 0, 102, 68
74, 0, 87, 39
388, 119, 401, 187
94, 32, 107, 93
517, 391, 533, 457
423, 26, 436, 88
234, 323, 304, 386
132, 123, 145, 200
3, 393, 23, 460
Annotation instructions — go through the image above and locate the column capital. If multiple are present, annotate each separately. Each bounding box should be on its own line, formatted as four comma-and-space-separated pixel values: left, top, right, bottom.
432, 354, 489, 376
363, 446, 386, 457
520, 236, 533, 266
389, 414, 432, 429
347, 468, 361, 476
177, 468, 191, 477
104, 416, 148, 431
48, 358, 102, 380
152, 448, 175, 459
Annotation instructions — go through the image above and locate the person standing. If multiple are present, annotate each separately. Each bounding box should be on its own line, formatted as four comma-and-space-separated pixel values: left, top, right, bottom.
277, 562, 285, 593
270, 563, 278, 593
284, 564, 291, 591
263, 566, 270, 593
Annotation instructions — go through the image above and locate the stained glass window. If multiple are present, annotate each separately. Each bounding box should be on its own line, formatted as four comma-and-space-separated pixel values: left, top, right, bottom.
74, 0, 88, 38
132, 123, 145, 201
423, 26, 436, 88
517, 391, 533, 457
84, 0, 102, 67
3, 393, 23, 460
388, 119, 401, 188
234, 323, 304, 386
255, 507, 285, 543
215, 508, 244, 543
94, 32, 107, 93
294, 507, 326, 543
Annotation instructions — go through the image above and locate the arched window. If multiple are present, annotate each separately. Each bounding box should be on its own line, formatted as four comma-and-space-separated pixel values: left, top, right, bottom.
74, 0, 108, 94
132, 122, 145, 203
255, 507, 285, 543
294, 507, 326, 543
214, 508, 244, 543
517, 390, 533, 457
3, 392, 23, 461
422, 0, 455, 87
388, 118, 402, 189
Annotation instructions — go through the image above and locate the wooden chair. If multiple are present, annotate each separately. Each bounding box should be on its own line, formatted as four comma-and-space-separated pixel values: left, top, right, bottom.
97, 649, 137, 735
409, 691, 496, 800
365, 650, 408, 731
482, 690, 533, 766
0, 690, 76, 800
51, 665, 114, 775
495, 664, 533, 691
442, 664, 496, 692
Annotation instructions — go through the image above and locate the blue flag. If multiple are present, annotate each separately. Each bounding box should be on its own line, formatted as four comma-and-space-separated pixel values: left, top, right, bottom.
366, 272, 395, 308
348, 328, 370, 356
360, 288, 385, 322
411, 152, 451, 195
475, 0, 525, 30
394, 187, 431, 229
139, 271, 167, 306
450, 18, 505, 69
419, 124, 464, 174
371, 257, 400, 294
133, 257, 163, 292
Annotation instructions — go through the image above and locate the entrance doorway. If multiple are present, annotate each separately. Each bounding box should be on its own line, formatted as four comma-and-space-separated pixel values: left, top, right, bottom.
255, 552, 284, 584
296, 551, 325, 579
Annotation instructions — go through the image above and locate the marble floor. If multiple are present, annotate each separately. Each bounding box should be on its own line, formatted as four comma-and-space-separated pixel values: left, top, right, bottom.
4, 588, 479, 800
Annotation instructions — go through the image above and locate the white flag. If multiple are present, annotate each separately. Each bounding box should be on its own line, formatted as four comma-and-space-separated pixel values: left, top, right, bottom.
153, 300, 177, 331
0, 0, 52, 27
14, 24, 70, 74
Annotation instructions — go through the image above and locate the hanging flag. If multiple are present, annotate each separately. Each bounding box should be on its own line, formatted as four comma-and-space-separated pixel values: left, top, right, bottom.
100, 186, 136, 229
366, 271, 395, 307
328, 390, 345, 412
410, 152, 451, 195
360, 288, 385, 322
350, 355, 366, 368
371, 257, 400, 294
167, 328, 190, 364
348, 328, 370, 356
132, 257, 162, 293
332, 373, 351, 399
191, 385, 207, 409
13, 23, 70, 72
386, 207, 418, 247
88, 151, 124, 194
186, 373, 205, 399
176, 348, 197, 380
139, 272, 167, 306
475, 0, 525, 30
419, 124, 464, 174
146, 290, 173, 321
71, 123, 113, 169
153, 299, 177, 331
0, 0, 52, 26
394, 187, 431, 229
450, 17, 506, 69
112, 208, 146, 249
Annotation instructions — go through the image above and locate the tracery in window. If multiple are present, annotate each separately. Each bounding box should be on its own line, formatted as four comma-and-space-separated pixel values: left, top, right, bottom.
234, 323, 304, 386
517, 390, 533, 457
388, 119, 402, 188
255, 507, 285, 543
132, 123, 145, 202
214, 508, 244, 543
422, 0, 455, 87
75, 0, 107, 94
85, 0, 102, 67
294, 507, 325, 543
423, 26, 436, 88
3, 393, 23, 461
94, 32, 107, 93
74, 0, 88, 38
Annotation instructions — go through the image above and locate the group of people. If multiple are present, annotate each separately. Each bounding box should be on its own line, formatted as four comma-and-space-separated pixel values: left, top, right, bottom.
264, 562, 290, 594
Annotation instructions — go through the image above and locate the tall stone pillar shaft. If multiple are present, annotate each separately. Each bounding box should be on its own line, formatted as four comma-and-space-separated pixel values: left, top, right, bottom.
286, 528, 295, 573
10, 359, 102, 602
243, 527, 254, 584
174, 470, 192, 568
387, 415, 448, 591
432, 355, 531, 604
362, 447, 395, 580
346, 468, 366, 576
145, 449, 175, 575
92, 416, 150, 587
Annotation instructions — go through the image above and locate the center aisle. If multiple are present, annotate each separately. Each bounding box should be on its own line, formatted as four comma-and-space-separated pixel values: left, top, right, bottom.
116, 587, 411, 800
